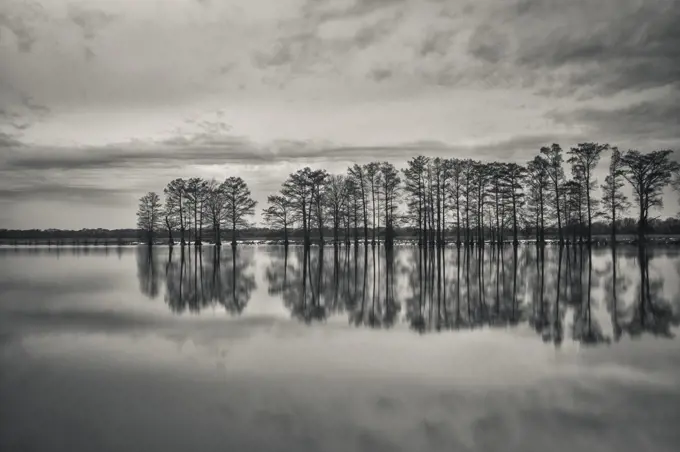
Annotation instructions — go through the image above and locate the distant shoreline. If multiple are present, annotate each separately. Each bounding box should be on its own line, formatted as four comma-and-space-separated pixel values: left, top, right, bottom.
3, 235, 680, 247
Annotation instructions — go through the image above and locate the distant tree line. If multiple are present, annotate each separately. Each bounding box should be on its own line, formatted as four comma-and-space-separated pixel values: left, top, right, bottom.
134, 144, 679, 247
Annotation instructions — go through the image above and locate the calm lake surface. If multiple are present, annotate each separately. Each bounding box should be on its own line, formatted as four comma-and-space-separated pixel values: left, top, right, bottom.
1, 244, 679, 452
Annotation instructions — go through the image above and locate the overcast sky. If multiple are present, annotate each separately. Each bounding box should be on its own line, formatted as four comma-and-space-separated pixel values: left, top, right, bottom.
1, 0, 679, 229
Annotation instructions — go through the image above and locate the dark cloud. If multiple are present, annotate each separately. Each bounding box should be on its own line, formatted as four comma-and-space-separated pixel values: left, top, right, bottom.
467, 24, 507, 63
2, 131, 579, 175
0, 184, 135, 205
548, 96, 680, 143
519, 0, 679, 96
369, 67, 392, 81
68, 5, 117, 41
0, 131, 22, 147
420, 29, 457, 57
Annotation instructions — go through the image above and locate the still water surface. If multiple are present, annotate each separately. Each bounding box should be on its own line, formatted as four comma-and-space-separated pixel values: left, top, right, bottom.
1, 245, 679, 451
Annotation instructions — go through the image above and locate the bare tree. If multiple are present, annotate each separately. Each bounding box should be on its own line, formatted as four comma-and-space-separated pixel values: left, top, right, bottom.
402, 156, 429, 245
600, 147, 630, 241
379, 162, 401, 247
137, 192, 162, 246
163, 178, 187, 245
162, 194, 180, 245
527, 156, 548, 243
325, 174, 347, 244
204, 179, 227, 246
348, 164, 369, 244
263, 194, 293, 245
184, 177, 209, 246
568, 142, 608, 243
621, 149, 679, 241
283, 168, 313, 245
540, 144, 566, 243
221, 176, 257, 246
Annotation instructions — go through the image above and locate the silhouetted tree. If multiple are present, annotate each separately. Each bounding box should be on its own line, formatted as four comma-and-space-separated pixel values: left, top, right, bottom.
379, 162, 401, 247
163, 178, 187, 245
568, 142, 608, 243
309, 169, 328, 244
348, 164, 369, 244
222, 176, 257, 246
263, 194, 293, 245
137, 191, 162, 245
324, 174, 347, 244
184, 177, 209, 245
527, 156, 549, 243
283, 167, 313, 245
601, 147, 630, 241
620, 149, 678, 241
540, 144, 566, 243
205, 179, 227, 246
402, 156, 429, 245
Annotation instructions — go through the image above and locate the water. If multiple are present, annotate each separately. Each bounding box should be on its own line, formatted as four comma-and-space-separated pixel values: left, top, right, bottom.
1, 244, 679, 452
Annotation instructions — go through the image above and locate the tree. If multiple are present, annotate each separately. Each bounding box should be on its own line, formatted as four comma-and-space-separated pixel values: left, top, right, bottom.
504, 163, 527, 244
379, 162, 401, 247
447, 159, 464, 245
309, 169, 328, 244
402, 156, 429, 245
600, 147, 630, 241
163, 178, 187, 245
137, 192, 162, 246
568, 142, 608, 243
204, 179, 227, 246
540, 144, 566, 243
365, 162, 380, 244
324, 174, 347, 244
162, 194, 179, 245
263, 194, 293, 245
283, 168, 313, 245
348, 164, 369, 244
184, 177, 209, 246
620, 149, 679, 241
221, 176, 257, 246
527, 156, 548, 243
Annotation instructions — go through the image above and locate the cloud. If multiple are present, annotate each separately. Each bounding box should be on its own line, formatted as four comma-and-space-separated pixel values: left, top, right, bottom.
548, 94, 680, 145
68, 4, 118, 41
0, 184, 135, 205
498, 0, 679, 97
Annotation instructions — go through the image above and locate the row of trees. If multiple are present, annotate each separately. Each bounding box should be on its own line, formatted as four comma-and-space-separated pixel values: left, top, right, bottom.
137, 145, 679, 246
137, 177, 257, 246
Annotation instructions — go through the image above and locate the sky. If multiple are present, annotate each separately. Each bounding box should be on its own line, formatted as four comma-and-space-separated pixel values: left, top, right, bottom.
1, 0, 679, 229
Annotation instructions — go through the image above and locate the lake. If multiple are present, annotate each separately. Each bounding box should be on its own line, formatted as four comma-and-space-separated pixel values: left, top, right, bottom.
1, 244, 679, 452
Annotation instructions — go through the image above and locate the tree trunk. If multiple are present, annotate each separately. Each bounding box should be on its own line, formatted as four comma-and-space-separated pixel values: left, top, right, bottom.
166, 217, 174, 246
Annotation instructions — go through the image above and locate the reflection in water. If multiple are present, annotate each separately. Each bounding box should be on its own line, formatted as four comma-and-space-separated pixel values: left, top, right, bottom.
135, 244, 680, 345
137, 246, 257, 314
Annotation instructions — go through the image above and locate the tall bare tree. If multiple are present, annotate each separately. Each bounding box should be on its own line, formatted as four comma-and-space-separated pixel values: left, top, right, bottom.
540, 144, 566, 243
283, 168, 313, 245
163, 178, 187, 245
204, 179, 227, 246
325, 174, 347, 244
263, 194, 293, 245
137, 192, 162, 246
600, 147, 629, 241
348, 164, 369, 244
379, 162, 401, 247
222, 176, 257, 246
620, 149, 678, 241
568, 142, 608, 243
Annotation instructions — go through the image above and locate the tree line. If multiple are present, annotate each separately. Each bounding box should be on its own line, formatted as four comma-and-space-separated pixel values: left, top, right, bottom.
136, 144, 680, 246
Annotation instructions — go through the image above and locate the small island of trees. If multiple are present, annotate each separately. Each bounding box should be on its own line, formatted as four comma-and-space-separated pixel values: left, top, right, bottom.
135, 144, 678, 248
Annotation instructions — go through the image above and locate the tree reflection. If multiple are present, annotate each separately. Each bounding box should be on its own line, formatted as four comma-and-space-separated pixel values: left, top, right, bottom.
136, 246, 160, 299
159, 246, 256, 314
132, 242, 680, 347
619, 245, 680, 338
